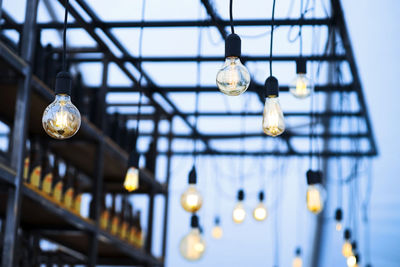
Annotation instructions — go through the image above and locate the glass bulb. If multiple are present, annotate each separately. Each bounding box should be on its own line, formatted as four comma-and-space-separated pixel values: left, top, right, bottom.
253, 203, 268, 221
306, 184, 325, 214
262, 96, 285, 137
180, 185, 203, 213
342, 241, 353, 258
292, 256, 303, 267
211, 225, 223, 239
336, 222, 342, 231
289, 74, 313, 99
347, 255, 357, 267
216, 57, 250, 96
179, 228, 206, 261
124, 167, 139, 192
42, 94, 81, 139
232, 202, 246, 224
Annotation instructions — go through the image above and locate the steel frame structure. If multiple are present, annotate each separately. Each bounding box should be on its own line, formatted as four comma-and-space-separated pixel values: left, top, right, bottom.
0, 0, 377, 266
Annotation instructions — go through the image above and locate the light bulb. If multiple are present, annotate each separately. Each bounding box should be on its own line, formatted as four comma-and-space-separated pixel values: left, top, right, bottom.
180, 185, 203, 213
336, 222, 342, 231
179, 228, 206, 261
292, 256, 303, 267
347, 255, 357, 267
253, 203, 268, 221
42, 94, 81, 139
306, 184, 324, 214
216, 57, 250, 96
124, 167, 139, 192
211, 225, 223, 239
290, 74, 313, 98
342, 241, 353, 258
232, 202, 246, 224
262, 96, 285, 137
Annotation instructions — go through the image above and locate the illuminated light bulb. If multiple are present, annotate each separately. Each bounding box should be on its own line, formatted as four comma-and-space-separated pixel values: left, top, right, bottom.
292, 248, 302, 267
306, 170, 325, 214
42, 72, 81, 139
289, 59, 313, 99
216, 34, 250, 96
253, 191, 268, 221
262, 76, 285, 137
124, 151, 140, 192
335, 208, 343, 231
342, 229, 353, 257
180, 215, 206, 261
180, 166, 203, 213
211, 217, 223, 239
347, 255, 357, 267
232, 189, 246, 224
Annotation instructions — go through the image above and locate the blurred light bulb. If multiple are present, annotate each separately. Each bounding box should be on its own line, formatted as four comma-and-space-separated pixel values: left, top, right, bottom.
306, 184, 324, 214
336, 222, 343, 231
262, 96, 285, 137
253, 203, 268, 221
180, 185, 203, 213
347, 255, 357, 267
292, 256, 302, 267
124, 167, 139, 192
211, 225, 223, 239
342, 241, 353, 258
179, 228, 206, 261
216, 57, 250, 96
42, 94, 81, 139
232, 202, 246, 224
290, 74, 313, 98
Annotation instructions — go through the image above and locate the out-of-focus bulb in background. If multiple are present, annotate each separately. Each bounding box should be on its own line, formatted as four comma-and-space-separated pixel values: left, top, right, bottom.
180, 185, 203, 213
232, 202, 246, 224
262, 96, 285, 137
42, 94, 81, 139
290, 73, 313, 98
211, 225, 223, 239
336, 222, 342, 231
253, 202, 268, 221
179, 228, 206, 261
124, 167, 139, 192
216, 57, 250, 96
306, 184, 324, 214
292, 256, 302, 267
342, 241, 353, 258
347, 255, 357, 267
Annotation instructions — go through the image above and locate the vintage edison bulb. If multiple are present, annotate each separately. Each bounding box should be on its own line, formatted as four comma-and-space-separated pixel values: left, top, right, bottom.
306, 184, 324, 214
292, 256, 303, 267
179, 228, 206, 261
124, 167, 139, 192
211, 225, 223, 239
216, 57, 250, 96
180, 185, 203, 213
262, 96, 285, 137
232, 202, 246, 224
336, 222, 343, 231
289, 74, 313, 98
253, 203, 268, 221
42, 94, 81, 139
347, 255, 357, 267
342, 241, 353, 258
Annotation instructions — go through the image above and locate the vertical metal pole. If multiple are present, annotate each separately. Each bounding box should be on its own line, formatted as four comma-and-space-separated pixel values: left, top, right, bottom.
0, 0, 3, 26
161, 117, 173, 264
145, 112, 160, 257
96, 57, 109, 130
2, 1, 38, 266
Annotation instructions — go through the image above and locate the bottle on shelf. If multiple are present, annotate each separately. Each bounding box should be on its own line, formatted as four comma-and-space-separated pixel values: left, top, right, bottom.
134, 211, 144, 248
23, 140, 30, 182
128, 204, 137, 245
63, 165, 75, 209
100, 193, 109, 229
52, 156, 64, 203
28, 137, 42, 188
73, 174, 83, 215
110, 194, 120, 236
119, 196, 129, 240
41, 148, 53, 195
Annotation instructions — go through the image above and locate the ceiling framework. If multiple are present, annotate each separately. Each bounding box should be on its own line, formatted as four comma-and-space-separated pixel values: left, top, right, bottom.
1, 0, 377, 158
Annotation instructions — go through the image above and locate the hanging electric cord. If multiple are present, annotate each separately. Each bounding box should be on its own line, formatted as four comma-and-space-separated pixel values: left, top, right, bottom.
229, 0, 235, 34
269, 0, 277, 76
61, 0, 69, 72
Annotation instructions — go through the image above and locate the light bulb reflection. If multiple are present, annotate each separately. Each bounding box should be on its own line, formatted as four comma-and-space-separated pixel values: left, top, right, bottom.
124, 167, 139, 192
306, 184, 324, 214
253, 203, 268, 221
262, 96, 285, 137
216, 57, 250, 96
232, 202, 246, 224
290, 74, 313, 98
179, 229, 206, 261
180, 185, 203, 213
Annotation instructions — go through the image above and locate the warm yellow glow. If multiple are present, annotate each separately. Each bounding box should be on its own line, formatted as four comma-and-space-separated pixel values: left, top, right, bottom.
347, 255, 357, 267
179, 229, 206, 261
232, 202, 246, 224
290, 74, 312, 98
306, 185, 324, 214
253, 203, 268, 221
211, 226, 223, 239
216, 57, 250, 96
180, 185, 203, 213
336, 222, 342, 231
124, 167, 139, 192
292, 256, 303, 267
342, 241, 353, 258
262, 97, 285, 137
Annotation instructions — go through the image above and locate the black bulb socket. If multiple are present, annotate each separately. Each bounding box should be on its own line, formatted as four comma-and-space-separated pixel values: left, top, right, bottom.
335, 208, 343, 221
258, 191, 265, 201
295, 247, 302, 256
296, 58, 307, 74
265, 76, 279, 98
237, 189, 245, 201
355, 253, 360, 263
225, 33, 241, 58
188, 165, 197, 184
306, 169, 323, 185
351, 241, 357, 251
55, 71, 72, 95
128, 150, 140, 168
344, 229, 351, 240
215, 216, 220, 225
190, 214, 199, 228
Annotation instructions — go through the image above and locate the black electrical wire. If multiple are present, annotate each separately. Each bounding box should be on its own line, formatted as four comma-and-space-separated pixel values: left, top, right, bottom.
299, 0, 304, 57
229, 0, 235, 34
269, 0, 277, 76
62, 0, 69, 71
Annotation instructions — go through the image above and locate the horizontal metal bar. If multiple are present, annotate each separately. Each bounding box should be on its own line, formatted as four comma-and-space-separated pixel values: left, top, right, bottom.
1, 18, 333, 30
70, 54, 346, 63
